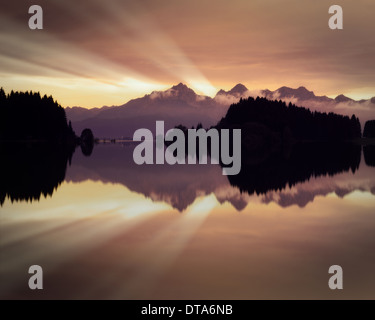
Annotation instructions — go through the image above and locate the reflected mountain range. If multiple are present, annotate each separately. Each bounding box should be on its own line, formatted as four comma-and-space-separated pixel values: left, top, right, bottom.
2, 141, 375, 210
66, 142, 375, 211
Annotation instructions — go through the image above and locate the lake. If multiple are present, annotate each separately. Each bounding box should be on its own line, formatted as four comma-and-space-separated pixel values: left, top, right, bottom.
1, 142, 375, 299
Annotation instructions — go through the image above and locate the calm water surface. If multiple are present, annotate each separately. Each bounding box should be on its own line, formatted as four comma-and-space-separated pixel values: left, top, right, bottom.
1, 143, 375, 299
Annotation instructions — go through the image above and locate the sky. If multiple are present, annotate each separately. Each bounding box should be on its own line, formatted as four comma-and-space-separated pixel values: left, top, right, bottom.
1, 0, 375, 108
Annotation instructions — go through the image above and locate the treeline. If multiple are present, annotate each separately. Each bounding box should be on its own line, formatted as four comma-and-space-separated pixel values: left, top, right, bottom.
0, 88, 75, 142
363, 120, 375, 138
217, 97, 361, 141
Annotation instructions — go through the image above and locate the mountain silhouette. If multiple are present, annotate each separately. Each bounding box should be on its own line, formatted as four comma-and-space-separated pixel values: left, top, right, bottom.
216, 83, 249, 97
335, 94, 354, 103
262, 86, 332, 103
169, 83, 199, 101
68, 83, 224, 138
65, 83, 375, 138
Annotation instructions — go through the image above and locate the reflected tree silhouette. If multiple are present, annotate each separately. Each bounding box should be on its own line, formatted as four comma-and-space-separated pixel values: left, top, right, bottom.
226, 142, 361, 196
0, 143, 76, 206
80, 128, 95, 156
364, 145, 375, 167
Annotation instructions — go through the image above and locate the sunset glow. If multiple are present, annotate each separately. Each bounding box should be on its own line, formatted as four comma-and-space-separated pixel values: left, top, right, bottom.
1, 0, 375, 107
3, 1, 375, 301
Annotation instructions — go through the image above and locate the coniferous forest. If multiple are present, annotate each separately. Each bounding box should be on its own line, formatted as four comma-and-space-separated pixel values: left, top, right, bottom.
0, 88, 94, 205
363, 120, 375, 138
217, 96, 362, 141
0, 88, 75, 142
210, 96, 365, 196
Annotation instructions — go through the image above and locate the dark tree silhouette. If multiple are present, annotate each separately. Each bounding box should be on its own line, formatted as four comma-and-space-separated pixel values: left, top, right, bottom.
0, 88, 76, 142
364, 145, 375, 167
0, 88, 95, 205
217, 96, 362, 141
213, 97, 363, 193
363, 120, 375, 138
0, 143, 75, 206
173, 96, 362, 167
226, 142, 361, 196
81, 128, 94, 143
80, 128, 95, 156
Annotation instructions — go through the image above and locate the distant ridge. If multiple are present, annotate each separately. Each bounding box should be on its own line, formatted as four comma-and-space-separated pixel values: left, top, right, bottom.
216, 83, 249, 97
65, 83, 375, 138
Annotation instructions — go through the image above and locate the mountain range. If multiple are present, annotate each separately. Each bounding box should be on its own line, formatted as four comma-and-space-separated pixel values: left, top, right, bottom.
66, 83, 375, 138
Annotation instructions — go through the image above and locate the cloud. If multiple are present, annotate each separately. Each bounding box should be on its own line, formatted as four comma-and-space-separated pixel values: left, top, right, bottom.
214, 94, 241, 106
1, 0, 375, 108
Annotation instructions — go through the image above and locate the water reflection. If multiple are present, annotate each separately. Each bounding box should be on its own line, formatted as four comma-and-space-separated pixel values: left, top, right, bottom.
229, 142, 361, 195
66, 141, 374, 211
0, 143, 75, 206
2, 142, 375, 299
1, 141, 375, 210
364, 145, 375, 167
